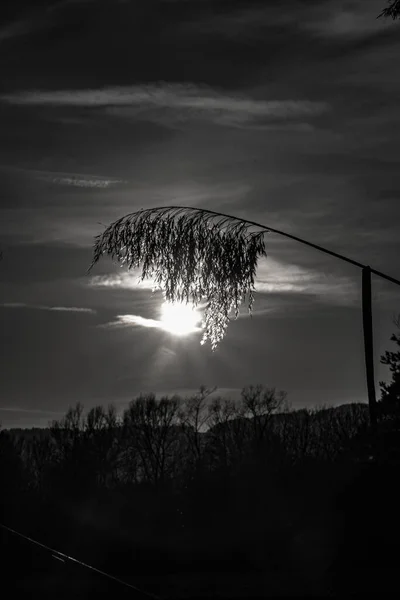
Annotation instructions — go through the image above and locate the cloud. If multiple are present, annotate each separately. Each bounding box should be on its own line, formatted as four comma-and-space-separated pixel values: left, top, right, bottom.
35, 172, 125, 189
1, 303, 27, 309
89, 257, 359, 308
303, 1, 398, 39
99, 313, 202, 334
100, 314, 163, 329
149, 386, 243, 404
47, 306, 96, 313
0, 406, 64, 415
0, 165, 126, 189
0, 84, 330, 129
0, 1, 99, 45
183, 0, 397, 42
255, 258, 359, 306
0, 19, 35, 44
88, 272, 154, 290
0, 303, 96, 313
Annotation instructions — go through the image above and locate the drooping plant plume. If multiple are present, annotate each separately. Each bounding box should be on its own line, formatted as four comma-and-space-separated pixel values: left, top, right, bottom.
378, 0, 400, 20
89, 206, 268, 349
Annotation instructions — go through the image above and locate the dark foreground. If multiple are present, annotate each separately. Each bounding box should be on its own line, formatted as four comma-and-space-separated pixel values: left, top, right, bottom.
1, 461, 400, 599
2, 409, 400, 599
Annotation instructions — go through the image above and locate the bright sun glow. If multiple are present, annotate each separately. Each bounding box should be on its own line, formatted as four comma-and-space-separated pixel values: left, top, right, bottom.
160, 301, 202, 336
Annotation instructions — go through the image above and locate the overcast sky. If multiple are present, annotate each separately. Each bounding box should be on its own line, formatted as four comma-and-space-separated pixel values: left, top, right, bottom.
0, 0, 399, 428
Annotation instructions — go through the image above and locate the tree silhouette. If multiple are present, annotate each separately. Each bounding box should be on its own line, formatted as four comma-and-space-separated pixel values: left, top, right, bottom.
123, 393, 181, 486
378, 0, 400, 19
207, 395, 242, 470
90, 206, 400, 430
177, 385, 216, 468
379, 314, 400, 421
240, 384, 287, 450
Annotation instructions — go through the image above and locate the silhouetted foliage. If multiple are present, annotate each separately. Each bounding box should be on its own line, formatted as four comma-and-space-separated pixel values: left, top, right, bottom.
122, 393, 181, 487
378, 0, 400, 19
89, 206, 267, 349
379, 314, 400, 422
0, 428, 27, 499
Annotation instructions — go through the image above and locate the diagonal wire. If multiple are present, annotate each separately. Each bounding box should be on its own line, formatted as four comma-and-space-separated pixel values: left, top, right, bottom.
0, 521, 161, 600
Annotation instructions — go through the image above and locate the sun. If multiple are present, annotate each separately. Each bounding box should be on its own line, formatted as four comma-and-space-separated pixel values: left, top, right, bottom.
160, 301, 202, 336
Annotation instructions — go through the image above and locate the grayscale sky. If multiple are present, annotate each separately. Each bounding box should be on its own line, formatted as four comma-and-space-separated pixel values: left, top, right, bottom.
0, 0, 399, 428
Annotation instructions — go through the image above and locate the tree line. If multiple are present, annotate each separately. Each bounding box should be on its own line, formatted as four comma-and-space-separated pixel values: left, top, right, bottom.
1, 387, 372, 500
1, 316, 399, 596
1, 386, 399, 596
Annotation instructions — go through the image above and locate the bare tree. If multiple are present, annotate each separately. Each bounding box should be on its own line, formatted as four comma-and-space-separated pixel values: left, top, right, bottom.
83, 404, 121, 488
50, 402, 85, 455
26, 434, 57, 494
0, 428, 27, 497
48, 402, 122, 491
279, 408, 316, 463
178, 385, 215, 465
123, 393, 181, 486
206, 395, 249, 470
239, 384, 287, 449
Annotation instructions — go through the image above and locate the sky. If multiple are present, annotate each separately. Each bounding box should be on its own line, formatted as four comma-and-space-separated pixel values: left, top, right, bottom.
0, 0, 399, 428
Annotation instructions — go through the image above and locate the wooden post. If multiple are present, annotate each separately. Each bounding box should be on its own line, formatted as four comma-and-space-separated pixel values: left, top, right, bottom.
362, 267, 378, 434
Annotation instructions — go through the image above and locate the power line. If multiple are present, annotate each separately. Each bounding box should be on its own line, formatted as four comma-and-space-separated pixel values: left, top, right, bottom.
0, 521, 161, 600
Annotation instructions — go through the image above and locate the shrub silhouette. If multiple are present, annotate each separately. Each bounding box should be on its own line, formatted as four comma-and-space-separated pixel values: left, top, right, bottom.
379, 314, 400, 425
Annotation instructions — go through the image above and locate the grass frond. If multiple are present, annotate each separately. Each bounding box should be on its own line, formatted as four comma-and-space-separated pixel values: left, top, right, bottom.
89, 206, 268, 349
377, 0, 400, 19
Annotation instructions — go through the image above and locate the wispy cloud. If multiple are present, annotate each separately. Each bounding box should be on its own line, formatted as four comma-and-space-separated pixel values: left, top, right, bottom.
0, 0, 98, 45
0, 19, 35, 44
175, 0, 395, 44
99, 313, 202, 334
0, 165, 126, 189
0, 406, 64, 415
1, 303, 96, 314
149, 386, 242, 404
100, 314, 164, 330
303, 0, 398, 40
0, 84, 330, 129
255, 258, 359, 306
89, 258, 358, 308
47, 306, 96, 313
88, 271, 154, 290
35, 172, 125, 189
